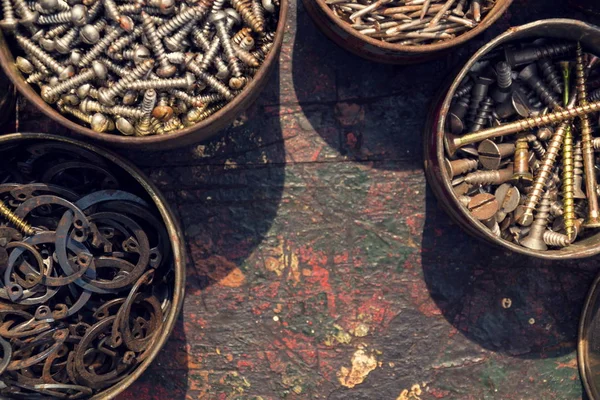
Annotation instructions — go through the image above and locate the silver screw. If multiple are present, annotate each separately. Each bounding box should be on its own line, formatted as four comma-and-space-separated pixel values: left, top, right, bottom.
97, 58, 154, 105
0, 0, 18, 31
41, 60, 107, 103
37, 4, 87, 27
140, 11, 176, 78
125, 73, 196, 91
210, 10, 244, 88
13, 0, 39, 27
16, 33, 74, 80
54, 27, 79, 54
104, 0, 135, 32
78, 26, 123, 67
136, 89, 157, 136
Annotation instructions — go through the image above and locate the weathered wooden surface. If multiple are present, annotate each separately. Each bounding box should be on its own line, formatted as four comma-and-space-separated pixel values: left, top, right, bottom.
8, 0, 600, 398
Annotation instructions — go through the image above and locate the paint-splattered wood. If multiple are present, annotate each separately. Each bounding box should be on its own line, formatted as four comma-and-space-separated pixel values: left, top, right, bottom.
9, 0, 600, 398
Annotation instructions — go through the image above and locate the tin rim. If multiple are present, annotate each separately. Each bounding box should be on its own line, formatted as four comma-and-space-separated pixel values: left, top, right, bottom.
427, 18, 600, 260
308, 0, 513, 55
0, 1, 288, 149
0, 132, 186, 400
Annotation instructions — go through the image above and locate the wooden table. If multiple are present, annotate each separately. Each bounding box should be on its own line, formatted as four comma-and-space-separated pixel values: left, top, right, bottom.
10, 0, 600, 398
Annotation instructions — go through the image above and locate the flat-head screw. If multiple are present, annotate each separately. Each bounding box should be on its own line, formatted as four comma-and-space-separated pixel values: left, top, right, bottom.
13, 0, 39, 27
464, 165, 513, 186
493, 86, 531, 119
505, 42, 576, 68
448, 95, 469, 134
140, 11, 176, 78
520, 190, 552, 251
494, 184, 520, 222
477, 139, 515, 170
518, 122, 569, 226
444, 158, 478, 179
467, 193, 499, 236
519, 64, 562, 110
574, 43, 600, 228
0, 0, 19, 31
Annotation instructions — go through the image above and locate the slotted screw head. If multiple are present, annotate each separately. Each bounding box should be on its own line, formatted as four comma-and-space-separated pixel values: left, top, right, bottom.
118, 15, 135, 32
71, 4, 88, 26
116, 117, 135, 135
209, 10, 228, 23
91, 113, 113, 132
15, 57, 34, 74
229, 76, 245, 90
152, 105, 174, 121
132, 45, 151, 64
467, 193, 499, 221
156, 64, 178, 78
80, 24, 100, 45
225, 8, 241, 25
39, 37, 56, 52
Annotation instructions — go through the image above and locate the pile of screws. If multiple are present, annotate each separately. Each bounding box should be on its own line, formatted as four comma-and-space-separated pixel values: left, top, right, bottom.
326, 0, 495, 45
444, 38, 600, 251
0, 140, 175, 397
0, 0, 279, 136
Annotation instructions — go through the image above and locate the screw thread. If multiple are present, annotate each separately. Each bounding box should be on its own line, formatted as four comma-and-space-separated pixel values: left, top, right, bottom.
453, 80, 473, 99
251, 0, 266, 32
575, 43, 600, 225
104, 0, 121, 22
1, 0, 15, 22
166, 19, 196, 50
15, 34, 63, 74
140, 89, 157, 116
87, 0, 102, 21
232, 27, 253, 46
197, 103, 226, 121
520, 122, 567, 225
463, 167, 512, 186
538, 58, 563, 94
108, 26, 142, 53
127, 76, 191, 91
469, 97, 493, 132
38, 9, 72, 25
214, 20, 243, 78
537, 43, 576, 61
232, 0, 264, 32
141, 12, 170, 68
563, 124, 576, 239
233, 43, 260, 67
54, 27, 79, 53
13, 0, 37, 23
192, 66, 234, 100
530, 138, 546, 159
156, 6, 200, 38
543, 230, 571, 247
99, 57, 129, 76
26, 71, 48, 85
495, 61, 512, 89
199, 36, 221, 72
45, 68, 95, 99
79, 27, 122, 67
590, 88, 600, 103
63, 104, 92, 123
0, 200, 35, 236
45, 24, 69, 39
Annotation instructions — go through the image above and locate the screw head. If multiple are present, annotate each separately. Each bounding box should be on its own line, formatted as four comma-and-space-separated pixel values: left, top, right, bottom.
0, 18, 18, 32
229, 76, 245, 90
122, 90, 138, 105
91, 113, 113, 133
225, 9, 242, 25
91, 60, 108, 80
164, 36, 183, 52
70, 49, 83, 66
58, 65, 75, 81
70, 5, 88, 27
39, 37, 56, 52
39, 0, 58, 11
19, 10, 39, 27
185, 72, 196, 88
132, 45, 151, 64
16, 57, 34, 74
80, 24, 100, 45
116, 117, 135, 135
152, 105, 174, 121
518, 63, 538, 83
54, 38, 72, 54
97, 88, 116, 106
209, 10, 228, 24
156, 0, 175, 14
467, 193, 498, 221
119, 15, 135, 32
477, 139, 503, 170
40, 86, 59, 104
156, 63, 177, 78
76, 84, 91, 99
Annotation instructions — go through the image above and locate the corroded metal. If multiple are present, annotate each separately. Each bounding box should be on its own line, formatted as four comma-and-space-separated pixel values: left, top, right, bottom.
0, 133, 185, 400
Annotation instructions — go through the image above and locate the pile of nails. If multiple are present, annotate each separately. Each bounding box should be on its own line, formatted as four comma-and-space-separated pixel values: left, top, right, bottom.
0, 141, 174, 397
445, 38, 600, 251
326, 0, 494, 45
0, 0, 279, 136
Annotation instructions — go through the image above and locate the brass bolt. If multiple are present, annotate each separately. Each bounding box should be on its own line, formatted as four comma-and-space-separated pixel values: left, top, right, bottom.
510, 134, 533, 185
0, 200, 35, 236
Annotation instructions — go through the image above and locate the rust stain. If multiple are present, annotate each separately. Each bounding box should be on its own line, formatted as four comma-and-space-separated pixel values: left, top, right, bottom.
337, 346, 378, 388
218, 267, 246, 288
264, 239, 300, 284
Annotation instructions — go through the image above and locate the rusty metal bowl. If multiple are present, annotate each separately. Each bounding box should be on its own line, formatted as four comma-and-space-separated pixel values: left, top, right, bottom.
579, 271, 600, 400
302, 0, 513, 64
0, 132, 186, 399
0, 1, 288, 150
423, 19, 600, 260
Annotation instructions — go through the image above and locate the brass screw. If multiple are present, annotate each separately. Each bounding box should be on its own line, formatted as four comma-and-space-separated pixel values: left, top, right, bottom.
561, 61, 577, 241
510, 134, 533, 185
0, 200, 35, 236
575, 43, 600, 228
444, 99, 600, 156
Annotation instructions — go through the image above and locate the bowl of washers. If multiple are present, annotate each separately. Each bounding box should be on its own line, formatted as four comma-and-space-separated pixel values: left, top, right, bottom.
424, 19, 600, 259
303, 0, 512, 64
0, 132, 185, 398
0, 0, 288, 149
